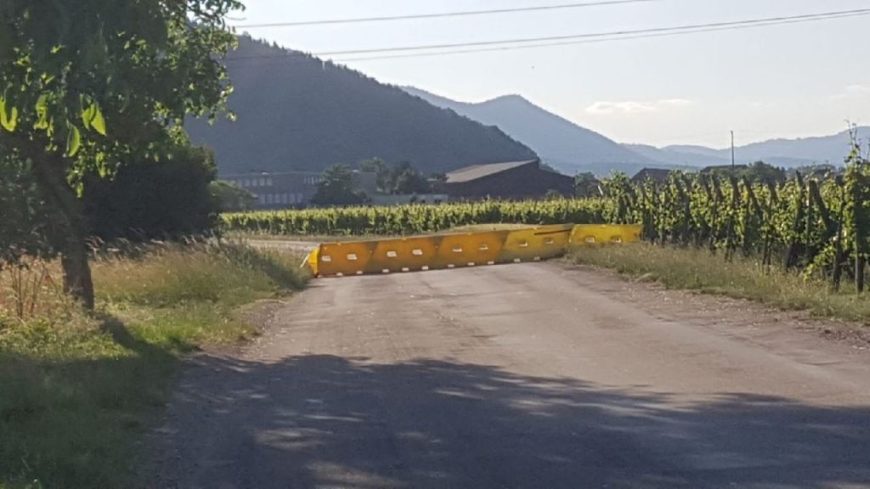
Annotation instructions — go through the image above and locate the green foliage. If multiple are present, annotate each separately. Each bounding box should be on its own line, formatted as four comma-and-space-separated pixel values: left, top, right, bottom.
2, 143, 220, 251
82, 145, 219, 242
310, 164, 368, 206
574, 172, 600, 198
210, 179, 256, 212
0, 0, 243, 308
223, 199, 608, 236
0, 0, 242, 182
743, 161, 787, 185
603, 160, 867, 291
380, 161, 433, 195
357, 159, 433, 195
0, 154, 62, 263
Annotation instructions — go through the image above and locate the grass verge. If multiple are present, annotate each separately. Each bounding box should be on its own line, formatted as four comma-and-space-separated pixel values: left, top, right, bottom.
0, 242, 307, 489
568, 243, 869, 325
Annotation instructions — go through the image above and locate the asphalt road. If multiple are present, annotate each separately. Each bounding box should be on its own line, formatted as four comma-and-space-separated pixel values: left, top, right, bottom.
152, 262, 870, 489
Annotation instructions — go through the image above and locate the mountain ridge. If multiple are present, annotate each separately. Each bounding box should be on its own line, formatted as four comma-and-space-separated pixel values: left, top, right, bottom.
185, 37, 537, 176
403, 86, 658, 176
405, 86, 866, 174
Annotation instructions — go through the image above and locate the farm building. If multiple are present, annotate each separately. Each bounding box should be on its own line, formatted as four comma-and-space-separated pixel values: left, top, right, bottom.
442, 159, 574, 200
223, 170, 376, 209
631, 168, 672, 184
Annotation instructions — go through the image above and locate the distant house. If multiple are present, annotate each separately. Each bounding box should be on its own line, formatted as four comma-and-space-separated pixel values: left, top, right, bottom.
224, 170, 376, 209
442, 159, 574, 200
631, 168, 672, 184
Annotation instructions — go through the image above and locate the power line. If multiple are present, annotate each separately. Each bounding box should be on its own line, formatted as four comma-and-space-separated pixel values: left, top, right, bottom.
231, 0, 658, 29
331, 10, 868, 62
317, 8, 870, 58
223, 8, 870, 65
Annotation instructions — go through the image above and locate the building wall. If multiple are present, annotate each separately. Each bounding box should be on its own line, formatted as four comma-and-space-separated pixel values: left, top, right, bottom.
223, 170, 378, 209
224, 172, 322, 209
444, 164, 575, 200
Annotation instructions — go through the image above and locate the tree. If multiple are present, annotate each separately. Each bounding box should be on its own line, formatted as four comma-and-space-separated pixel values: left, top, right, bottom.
310, 164, 367, 206
743, 161, 785, 185
83, 145, 220, 241
388, 161, 431, 194
0, 0, 242, 308
574, 172, 601, 198
211, 180, 256, 212
0, 150, 63, 265
359, 157, 388, 175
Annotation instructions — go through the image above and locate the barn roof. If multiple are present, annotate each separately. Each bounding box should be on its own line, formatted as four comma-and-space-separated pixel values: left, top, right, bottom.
631, 168, 672, 183
445, 159, 539, 184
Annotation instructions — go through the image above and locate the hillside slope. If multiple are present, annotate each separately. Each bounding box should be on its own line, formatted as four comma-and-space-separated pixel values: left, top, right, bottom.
403, 87, 655, 175
186, 37, 536, 175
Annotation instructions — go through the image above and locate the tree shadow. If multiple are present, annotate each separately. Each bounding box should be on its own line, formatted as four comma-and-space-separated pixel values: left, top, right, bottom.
0, 314, 181, 489
155, 354, 870, 489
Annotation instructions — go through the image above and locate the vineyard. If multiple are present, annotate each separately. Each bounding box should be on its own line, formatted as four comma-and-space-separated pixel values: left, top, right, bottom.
224, 150, 869, 292
604, 157, 869, 292
222, 199, 608, 236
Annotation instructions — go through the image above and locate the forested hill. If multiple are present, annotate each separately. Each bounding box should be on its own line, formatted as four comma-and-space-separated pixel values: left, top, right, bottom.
185, 36, 536, 175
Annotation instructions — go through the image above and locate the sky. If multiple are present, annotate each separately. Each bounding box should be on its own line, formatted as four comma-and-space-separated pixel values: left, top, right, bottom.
230, 0, 870, 149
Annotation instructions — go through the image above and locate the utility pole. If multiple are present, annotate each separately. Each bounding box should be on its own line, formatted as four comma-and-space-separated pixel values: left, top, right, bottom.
730, 130, 735, 172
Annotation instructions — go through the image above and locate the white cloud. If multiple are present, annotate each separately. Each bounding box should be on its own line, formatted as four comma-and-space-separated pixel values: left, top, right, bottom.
658, 98, 693, 107
831, 83, 870, 100
585, 98, 693, 115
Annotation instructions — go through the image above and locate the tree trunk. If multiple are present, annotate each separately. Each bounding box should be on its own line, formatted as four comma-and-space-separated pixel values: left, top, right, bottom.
21, 142, 96, 309
858, 255, 866, 294
60, 230, 95, 309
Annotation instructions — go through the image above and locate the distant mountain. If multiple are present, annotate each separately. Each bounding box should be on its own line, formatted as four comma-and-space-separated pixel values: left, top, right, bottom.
403, 87, 658, 176
658, 128, 867, 168
662, 145, 726, 160
405, 86, 865, 174
186, 37, 536, 176
625, 144, 730, 167
722, 128, 865, 166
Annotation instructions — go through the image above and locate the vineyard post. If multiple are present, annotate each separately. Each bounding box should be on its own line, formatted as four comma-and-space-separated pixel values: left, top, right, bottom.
785, 172, 806, 270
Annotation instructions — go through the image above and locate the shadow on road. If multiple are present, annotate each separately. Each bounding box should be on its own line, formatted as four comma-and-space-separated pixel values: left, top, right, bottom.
158, 354, 870, 488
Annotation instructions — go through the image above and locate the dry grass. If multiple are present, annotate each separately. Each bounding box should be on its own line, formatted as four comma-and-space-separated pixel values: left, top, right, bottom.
568, 243, 870, 325
0, 241, 308, 489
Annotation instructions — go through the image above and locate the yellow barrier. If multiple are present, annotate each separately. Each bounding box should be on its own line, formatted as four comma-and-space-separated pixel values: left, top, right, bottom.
569, 224, 642, 245
306, 223, 641, 277
369, 236, 440, 273
316, 241, 377, 276
435, 231, 507, 268
501, 224, 574, 263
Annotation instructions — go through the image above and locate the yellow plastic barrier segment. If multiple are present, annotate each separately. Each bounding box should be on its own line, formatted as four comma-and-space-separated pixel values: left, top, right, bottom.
435, 231, 508, 268
367, 236, 441, 273
501, 224, 573, 263
305, 246, 320, 276
569, 224, 642, 245
317, 241, 377, 276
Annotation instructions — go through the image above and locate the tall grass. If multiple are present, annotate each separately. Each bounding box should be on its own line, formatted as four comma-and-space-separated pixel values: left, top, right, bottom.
0, 241, 308, 489
95, 241, 305, 306
568, 243, 870, 324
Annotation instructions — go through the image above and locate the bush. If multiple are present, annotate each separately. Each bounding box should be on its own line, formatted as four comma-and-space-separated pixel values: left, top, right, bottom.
83, 145, 220, 242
